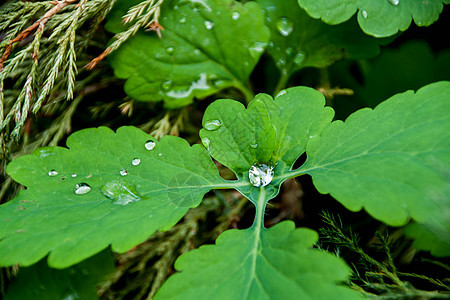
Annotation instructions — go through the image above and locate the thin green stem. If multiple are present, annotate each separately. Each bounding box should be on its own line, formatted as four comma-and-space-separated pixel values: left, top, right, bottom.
234, 81, 254, 104
273, 72, 290, 97
252, 187, 266, 230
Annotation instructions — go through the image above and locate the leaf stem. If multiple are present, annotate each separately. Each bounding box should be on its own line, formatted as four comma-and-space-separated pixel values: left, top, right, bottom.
252, 187, 266, 230
273, 72, 289, 97
234, 81, 254, 103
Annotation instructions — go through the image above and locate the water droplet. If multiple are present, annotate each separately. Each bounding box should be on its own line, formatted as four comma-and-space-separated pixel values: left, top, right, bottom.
202, 137, 211, 151
361, 9, 368, 19
204, 20, 214, 30
132, 158, 141, 166
161, 80, 172, 91
101, 180, 142, 205
276, 17, 294, 37
286, 47, 293, 56
250, 144, 258, 149
232, 11, 240, 20
248, 163, 274, 187
166, 73, 210, 99
179, 17, 186, 23
74, 183, 91, 195
166, 47, 174, 54
275, 90, 287, 98
294, 50, 306, 65
248, 42, 267, 59
204, 119, 221, 131
48, 169, 58, 177
194, 49, 201, 55
158, 153, 162, 156
71, 173, 77, 178
120, 168, 128, 176
145, 140, 156, 150
388, 0, 399, 5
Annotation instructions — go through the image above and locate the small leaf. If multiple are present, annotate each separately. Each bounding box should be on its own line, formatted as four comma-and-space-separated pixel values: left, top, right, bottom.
0, 126, 224, 268
298, 0, 449, 37
258, 0, 388, 76
199, 87, 333, 201
298, 82, 450, 231
405, 223, 450, 257
108, 0, 270, 107
155, 221, 363, 300
4, 250, 114, 300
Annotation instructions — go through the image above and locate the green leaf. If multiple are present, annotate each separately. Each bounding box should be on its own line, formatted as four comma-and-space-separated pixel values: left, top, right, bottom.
0, 126, 224, 268
296, 82, 450, 231
3, 250, 114, 300
405, 223, 450, 257
155, 221, 362, 300
199, 87, 333, 201
108, 0, 270, 107
298, 0, 449, 37
257, 0, 388, 78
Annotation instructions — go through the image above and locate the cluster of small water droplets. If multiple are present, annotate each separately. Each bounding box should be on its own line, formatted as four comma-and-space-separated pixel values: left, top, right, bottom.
132, 158, 141, 166
204, 20, 214, 30
48, 169, 58, 177
204, 119, 221, 131
248, 163, 274, 187
145, 140, 156, 150
276, 17, 294, 37
74, 183, 91, 195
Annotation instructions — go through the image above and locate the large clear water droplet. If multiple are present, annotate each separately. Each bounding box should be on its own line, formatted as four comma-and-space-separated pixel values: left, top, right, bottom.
276, 17, 294, 37
101, 180, 142, 205
294, 50, 306, 65
48, 169, 58, 177
204, 119, 221, 131
204, 20, 214, 30
132, 158, 141, 166
361, 9, 368, 19
145, 140, 156, 150
120, 168, 128, 176
232, 11, 240, 20
74, 183, 91, 195
248, 163, 274, 187
388, 0, 399, 5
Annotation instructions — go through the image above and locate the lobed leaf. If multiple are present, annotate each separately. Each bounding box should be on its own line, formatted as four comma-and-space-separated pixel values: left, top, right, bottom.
108, 0, 270, 107
0, 126, 224, 268
3, 250, 114, 300
199, 87, 333, 201
298, 82, 450, 232
298, 0, 450, 37
155, 221, 363, 300
257, 0, 388, 77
